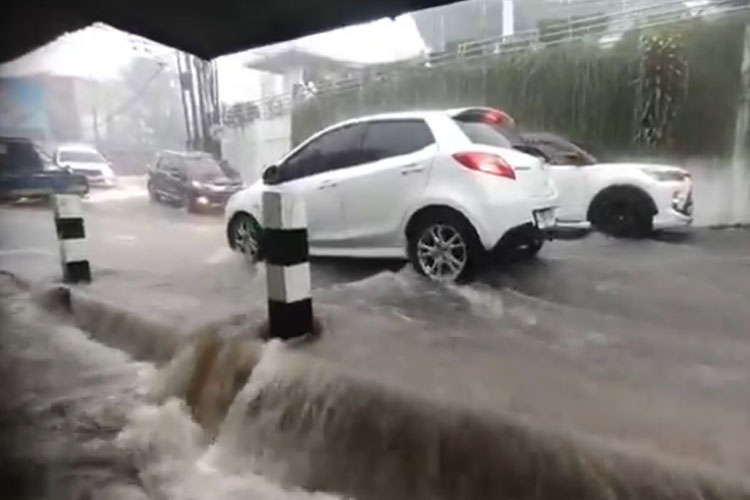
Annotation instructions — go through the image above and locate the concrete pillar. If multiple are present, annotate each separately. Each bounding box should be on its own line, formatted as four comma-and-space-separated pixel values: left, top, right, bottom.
262, 189, 313, 340
52, 194, 91, 283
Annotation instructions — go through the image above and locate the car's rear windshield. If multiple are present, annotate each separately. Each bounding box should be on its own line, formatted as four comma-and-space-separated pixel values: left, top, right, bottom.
453, 116, 549, 160
59, 150, 105, 163
453, 118, 524, 149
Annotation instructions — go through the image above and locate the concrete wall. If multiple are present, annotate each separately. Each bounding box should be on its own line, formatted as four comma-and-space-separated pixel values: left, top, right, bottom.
687, 158, 750, 226
220, 115, 291, 183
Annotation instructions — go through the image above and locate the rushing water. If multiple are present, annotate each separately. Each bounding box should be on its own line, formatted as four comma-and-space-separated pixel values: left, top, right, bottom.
0, 275, 342, 500
2, 270, 750, 500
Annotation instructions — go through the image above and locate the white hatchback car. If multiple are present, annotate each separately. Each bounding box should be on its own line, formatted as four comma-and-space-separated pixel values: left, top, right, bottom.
225, 108, 558, 281
523, 133, 693, 237
54, 144, 117, 188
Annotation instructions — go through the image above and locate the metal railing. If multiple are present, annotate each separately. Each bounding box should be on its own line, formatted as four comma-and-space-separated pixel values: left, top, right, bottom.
221, 0, 748, 127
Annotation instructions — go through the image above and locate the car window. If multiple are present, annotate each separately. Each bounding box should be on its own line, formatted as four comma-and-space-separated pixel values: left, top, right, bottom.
522, 134, 596, 165
0, 140, 44, 173
280, 123, 367, 182
58, 150, 105, 163
361, 120, 434, 162
454, 119, 521, 149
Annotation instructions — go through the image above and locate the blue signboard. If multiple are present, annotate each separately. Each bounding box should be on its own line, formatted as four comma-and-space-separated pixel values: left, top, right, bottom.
0, 78, 49, 138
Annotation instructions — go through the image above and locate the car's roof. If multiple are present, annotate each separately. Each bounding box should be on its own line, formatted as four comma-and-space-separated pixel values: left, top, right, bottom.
57, 143, 101, 153
331, 106, 509, 129
160, 149, 212, 157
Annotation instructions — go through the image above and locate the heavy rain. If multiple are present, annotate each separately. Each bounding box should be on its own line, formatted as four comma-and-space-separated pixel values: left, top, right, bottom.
1, 1, 750, 499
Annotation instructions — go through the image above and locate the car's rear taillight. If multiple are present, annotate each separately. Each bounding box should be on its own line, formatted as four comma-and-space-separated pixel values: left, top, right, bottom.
453, 152, 516, 180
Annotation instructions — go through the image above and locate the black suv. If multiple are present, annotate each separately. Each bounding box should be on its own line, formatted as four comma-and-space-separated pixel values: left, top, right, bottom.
147, 150, 243, 212
0, 136, 88, 202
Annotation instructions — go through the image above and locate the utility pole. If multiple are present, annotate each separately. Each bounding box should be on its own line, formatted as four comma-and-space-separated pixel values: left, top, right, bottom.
175, 52, 222, 157
731, 23, 750, 223
194, 57, 210, 153
185, 55, 202, 150
89, 74, 101, 147
176, 51, 193, 149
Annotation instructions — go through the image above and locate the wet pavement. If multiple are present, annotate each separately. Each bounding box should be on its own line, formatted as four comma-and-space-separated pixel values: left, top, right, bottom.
2, 179, 750, 487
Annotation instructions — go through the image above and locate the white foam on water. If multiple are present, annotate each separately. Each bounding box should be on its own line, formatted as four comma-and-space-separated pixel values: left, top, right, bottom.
2, 277, 346, 500
84, 187, 149, 204
445, 282, 505, 319
117, 396, 343, 500
205, 247, 235, 265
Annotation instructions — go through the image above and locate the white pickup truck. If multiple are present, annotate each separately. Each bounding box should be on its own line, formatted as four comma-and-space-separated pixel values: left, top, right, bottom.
523, 133, 694, 237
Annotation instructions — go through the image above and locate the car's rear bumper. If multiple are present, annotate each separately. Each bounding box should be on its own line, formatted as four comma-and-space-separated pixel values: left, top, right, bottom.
476, 196, 558, 251
491, 222, 549, 254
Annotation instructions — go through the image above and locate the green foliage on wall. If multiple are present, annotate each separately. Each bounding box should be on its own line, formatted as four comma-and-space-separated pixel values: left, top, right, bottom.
292, 17, 746, 160
634, 28, 688, 149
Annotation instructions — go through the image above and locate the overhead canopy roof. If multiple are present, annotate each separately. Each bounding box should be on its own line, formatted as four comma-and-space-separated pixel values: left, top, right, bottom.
1, 0, 456, 64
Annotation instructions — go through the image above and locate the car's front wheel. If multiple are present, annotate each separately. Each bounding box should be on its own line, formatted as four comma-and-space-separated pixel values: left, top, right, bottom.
407, 209, 480, 282
590, 191, 653, 238
228, 213, 263, 262
186, 194, 200, 213
147, 180, 160, 203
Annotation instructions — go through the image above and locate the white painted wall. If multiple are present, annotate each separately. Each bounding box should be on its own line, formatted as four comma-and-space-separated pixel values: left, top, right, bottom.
686, 158, 750, 227
221, 115, 291, 183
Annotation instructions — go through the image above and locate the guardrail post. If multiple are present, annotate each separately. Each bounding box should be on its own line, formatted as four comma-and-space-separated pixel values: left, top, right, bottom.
52, 194, 91, 283
262, 189, 313, 340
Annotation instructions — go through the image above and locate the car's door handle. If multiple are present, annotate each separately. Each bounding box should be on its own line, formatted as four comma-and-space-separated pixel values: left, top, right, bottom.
401, 165, 425, 175
317, 180, 337, 190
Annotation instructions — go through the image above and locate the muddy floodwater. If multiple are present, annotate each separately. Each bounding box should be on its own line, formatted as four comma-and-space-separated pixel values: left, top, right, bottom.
0, 275, 342, 500
2, 262, 750, 500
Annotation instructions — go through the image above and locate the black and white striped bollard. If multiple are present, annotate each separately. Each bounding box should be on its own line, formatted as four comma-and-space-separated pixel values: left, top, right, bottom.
262, 189, 313, 340
52, 194, 91, 283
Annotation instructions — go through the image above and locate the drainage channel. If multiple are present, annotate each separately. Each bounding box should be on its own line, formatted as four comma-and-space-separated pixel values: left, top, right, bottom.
6, 275, 748, 500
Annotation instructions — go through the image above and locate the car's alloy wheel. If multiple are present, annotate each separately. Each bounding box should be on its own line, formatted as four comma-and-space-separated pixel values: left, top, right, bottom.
415, 223, 468, 282
232, 214, 261, 261
600, 199, 650, 238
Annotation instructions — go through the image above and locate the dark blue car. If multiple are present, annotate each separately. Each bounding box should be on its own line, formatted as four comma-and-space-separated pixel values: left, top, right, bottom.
0, 136, 88, 202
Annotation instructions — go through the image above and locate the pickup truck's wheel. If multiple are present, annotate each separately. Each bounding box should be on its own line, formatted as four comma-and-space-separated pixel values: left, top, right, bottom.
590, 190, 653, 238
407, 208, 480, 282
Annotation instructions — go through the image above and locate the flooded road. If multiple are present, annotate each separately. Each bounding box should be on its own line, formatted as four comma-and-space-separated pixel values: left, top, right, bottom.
2, 186, 750, 498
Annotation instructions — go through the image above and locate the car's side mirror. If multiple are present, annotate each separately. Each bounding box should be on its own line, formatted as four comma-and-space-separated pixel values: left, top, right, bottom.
262, 164, 280, 185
